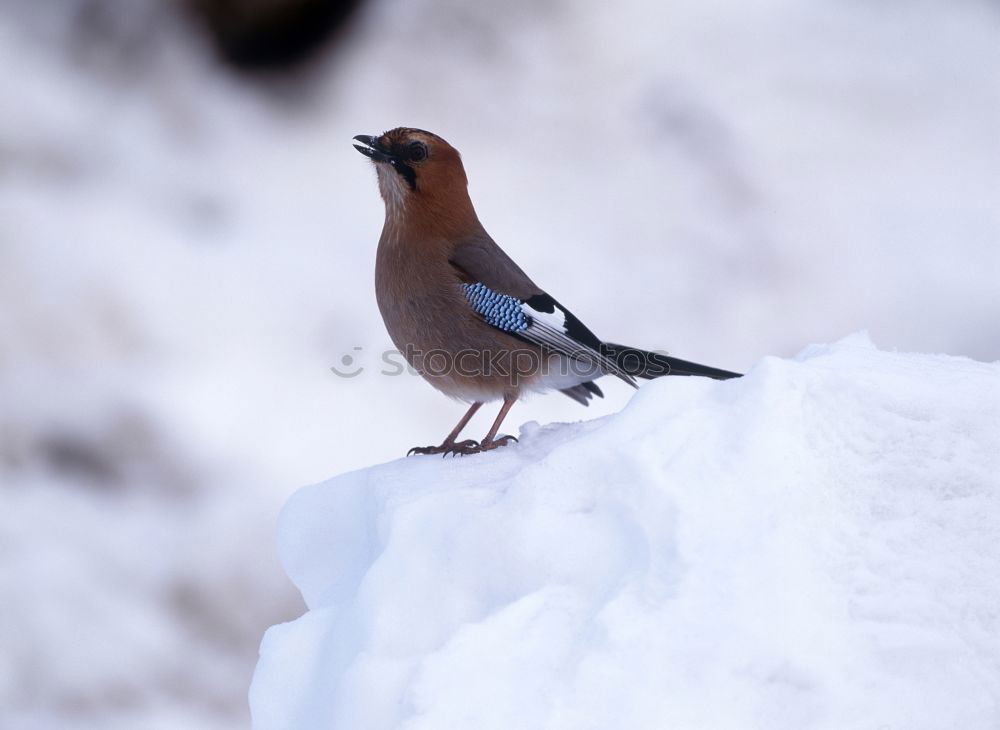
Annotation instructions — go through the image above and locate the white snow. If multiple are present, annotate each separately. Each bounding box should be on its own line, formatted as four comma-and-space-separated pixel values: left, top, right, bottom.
251, 336, 1000, 730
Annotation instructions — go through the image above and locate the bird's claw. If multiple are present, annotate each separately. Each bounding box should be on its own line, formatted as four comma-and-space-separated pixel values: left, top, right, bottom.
407, 444, 443, 456
445, 439, 481, 457
407, 439, 481, 457
481, 434, 518, 451
406, 435, 516, 457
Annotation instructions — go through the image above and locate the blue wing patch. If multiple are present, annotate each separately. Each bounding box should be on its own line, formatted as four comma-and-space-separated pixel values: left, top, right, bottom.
462, 282, 529, 332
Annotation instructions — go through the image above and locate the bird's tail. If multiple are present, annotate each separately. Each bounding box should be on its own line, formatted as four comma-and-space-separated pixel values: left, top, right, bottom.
601, 343, 741, 381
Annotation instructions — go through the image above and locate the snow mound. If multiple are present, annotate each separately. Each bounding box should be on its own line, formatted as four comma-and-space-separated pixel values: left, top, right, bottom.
250, 336, 1000, 730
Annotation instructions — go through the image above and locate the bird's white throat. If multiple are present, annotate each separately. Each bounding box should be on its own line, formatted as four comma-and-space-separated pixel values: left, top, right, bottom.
376, 164, 408, 223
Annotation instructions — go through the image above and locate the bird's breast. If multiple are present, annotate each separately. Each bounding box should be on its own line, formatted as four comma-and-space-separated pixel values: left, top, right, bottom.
375, 237, 464, 351
374, 236, 543, 400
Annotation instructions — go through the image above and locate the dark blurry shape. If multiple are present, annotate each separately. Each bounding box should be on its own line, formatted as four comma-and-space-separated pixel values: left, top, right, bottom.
38, 432, 121, 486
186, 0, 363, 71
1, 406, 199, 497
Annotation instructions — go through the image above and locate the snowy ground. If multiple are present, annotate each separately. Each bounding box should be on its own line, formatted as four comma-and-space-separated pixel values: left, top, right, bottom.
2, 0, 999, 727
252, 337, 1000, 730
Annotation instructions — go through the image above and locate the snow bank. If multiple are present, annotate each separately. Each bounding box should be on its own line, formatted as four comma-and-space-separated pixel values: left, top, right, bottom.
250, 336, 1000, 730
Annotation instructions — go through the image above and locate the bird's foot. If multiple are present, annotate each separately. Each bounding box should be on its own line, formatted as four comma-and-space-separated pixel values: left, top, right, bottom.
480, 434, 518, 451
444, 439, 482, 457
407, 435, 516, 457
407, 443, 447, 456
407, 439, 480, 457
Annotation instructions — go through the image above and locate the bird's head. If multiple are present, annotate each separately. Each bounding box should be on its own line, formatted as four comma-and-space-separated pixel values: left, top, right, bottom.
353, 127, 473, 227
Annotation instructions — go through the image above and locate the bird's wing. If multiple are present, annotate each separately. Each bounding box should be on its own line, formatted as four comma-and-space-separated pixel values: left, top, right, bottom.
450, 236, 637, 387
448, 234, 541, 299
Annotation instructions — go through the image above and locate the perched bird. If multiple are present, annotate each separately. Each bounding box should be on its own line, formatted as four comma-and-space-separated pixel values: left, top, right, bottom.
354, 127, 740, 456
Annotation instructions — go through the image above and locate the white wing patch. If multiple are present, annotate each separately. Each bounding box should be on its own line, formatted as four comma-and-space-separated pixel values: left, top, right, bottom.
522, 300, 568, 331
518, 300, 636, 386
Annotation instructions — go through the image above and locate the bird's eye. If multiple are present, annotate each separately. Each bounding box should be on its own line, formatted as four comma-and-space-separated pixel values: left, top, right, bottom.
408, 141, 428, 162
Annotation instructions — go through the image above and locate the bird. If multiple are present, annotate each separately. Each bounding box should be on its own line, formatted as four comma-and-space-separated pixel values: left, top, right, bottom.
353, 127, 741, 456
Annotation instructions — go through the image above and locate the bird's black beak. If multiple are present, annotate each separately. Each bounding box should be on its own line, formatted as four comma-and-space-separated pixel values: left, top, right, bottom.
353, 134, 394, 163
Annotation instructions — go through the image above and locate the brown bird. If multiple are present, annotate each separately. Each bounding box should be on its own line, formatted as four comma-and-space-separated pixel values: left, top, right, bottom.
354, 127, 740, 456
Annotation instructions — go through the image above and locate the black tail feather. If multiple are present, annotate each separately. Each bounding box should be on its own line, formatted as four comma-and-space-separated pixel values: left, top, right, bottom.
602, 343, 741, 381
559, 380, 605, 405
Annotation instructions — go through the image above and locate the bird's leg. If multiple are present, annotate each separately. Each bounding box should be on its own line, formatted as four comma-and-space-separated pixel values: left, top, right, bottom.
407, 402, 482, 456
479, 396, 518, 451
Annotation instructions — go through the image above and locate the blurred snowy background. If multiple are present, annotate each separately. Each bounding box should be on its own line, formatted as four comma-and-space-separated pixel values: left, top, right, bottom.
1, 0, 998, 727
